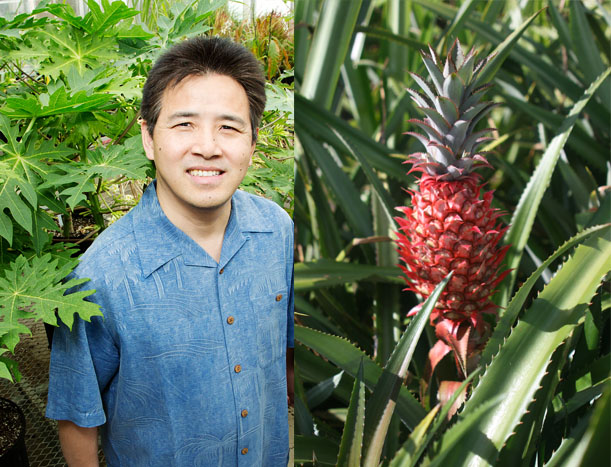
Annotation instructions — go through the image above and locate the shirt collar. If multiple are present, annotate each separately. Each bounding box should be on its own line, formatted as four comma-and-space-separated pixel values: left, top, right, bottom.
131, 182, 275, 278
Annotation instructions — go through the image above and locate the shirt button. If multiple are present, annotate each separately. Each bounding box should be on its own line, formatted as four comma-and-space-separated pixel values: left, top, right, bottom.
227, 316, 235, 325
241, 409, 248, 418
275, 294, 282, 301
241, 448, 248, 455
219, 268, 224, 274
234, 364, 242, 373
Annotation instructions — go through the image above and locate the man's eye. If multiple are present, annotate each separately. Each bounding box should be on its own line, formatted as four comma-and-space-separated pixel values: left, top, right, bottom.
221, 125, 237, 131
175, 122, 191, 128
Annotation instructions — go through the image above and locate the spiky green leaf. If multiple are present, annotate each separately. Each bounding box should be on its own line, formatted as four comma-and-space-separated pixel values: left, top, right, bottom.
437, 230, 611, 466
362, 273, 451, 466
295, 325, 427, 430
499, 68, 611, 308
336, 359, 366, 467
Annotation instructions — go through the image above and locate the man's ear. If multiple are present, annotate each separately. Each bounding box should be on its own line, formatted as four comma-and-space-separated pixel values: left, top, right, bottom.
141, 121, 155, 162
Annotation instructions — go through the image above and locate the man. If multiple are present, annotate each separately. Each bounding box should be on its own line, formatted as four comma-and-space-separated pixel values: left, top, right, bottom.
46, 37, 294, 466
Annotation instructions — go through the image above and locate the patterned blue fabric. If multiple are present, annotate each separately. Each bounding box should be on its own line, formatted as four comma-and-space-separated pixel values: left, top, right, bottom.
46, 182, 294, 466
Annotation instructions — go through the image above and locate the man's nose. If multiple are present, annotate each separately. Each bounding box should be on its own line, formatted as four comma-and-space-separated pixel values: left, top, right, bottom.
190, 129, 221, 158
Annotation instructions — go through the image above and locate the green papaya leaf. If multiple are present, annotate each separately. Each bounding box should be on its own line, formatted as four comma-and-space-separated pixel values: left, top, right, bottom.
1, 86, 115, 119
40, 139, 150, 209
0, 254, 102, 333
0, 254, 103, 381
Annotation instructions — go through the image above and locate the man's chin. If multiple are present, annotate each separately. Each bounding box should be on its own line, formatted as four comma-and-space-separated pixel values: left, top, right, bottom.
188, 197, 232, 213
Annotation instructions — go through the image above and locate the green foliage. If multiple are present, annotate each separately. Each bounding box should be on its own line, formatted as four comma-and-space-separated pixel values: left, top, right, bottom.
294, 0, 610, 465
0, 0, 294, 382
210, 7, 294, 81
0, 253, 102, 381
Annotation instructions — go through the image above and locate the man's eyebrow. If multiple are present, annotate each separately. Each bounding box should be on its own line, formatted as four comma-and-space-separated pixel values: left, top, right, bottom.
166, 112, 247, 127
167, 111, 199, 121
218, 114, 247, 126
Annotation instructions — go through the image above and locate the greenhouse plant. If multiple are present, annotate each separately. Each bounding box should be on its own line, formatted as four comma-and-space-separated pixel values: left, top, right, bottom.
294, 0, 610, 465
0, 0, 294, 462
0, 0, 294, 382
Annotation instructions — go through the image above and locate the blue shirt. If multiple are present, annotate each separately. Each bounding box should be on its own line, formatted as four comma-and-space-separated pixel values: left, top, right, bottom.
46, 182, 294, 466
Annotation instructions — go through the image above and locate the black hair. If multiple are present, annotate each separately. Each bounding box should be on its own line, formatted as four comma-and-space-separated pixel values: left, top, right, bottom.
141, 36, 266, 143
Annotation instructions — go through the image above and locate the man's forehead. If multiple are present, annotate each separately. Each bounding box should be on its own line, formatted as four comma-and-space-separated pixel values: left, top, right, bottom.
166, 72, 243, 94
159, 73, 248, 111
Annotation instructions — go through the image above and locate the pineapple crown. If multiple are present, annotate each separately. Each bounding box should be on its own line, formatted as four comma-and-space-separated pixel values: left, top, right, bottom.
406, 39, 497, 180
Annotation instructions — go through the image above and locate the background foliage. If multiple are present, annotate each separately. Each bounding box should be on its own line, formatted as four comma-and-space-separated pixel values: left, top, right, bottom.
294, 0, 610, 465
0, 0, 294, 381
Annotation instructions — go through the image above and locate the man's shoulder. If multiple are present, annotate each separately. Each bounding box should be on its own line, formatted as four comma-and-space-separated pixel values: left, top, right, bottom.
74, 209, 137, 279
233, 189, 292, 229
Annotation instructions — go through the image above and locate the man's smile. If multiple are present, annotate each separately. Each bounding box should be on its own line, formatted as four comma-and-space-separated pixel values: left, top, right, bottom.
187, 169, 224, 177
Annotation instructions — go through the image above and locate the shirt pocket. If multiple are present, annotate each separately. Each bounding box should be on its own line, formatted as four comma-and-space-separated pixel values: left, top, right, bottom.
252, 288, 288, 368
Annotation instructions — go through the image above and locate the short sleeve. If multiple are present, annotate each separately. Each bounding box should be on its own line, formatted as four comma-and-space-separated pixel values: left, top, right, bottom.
46, 291, 119, 428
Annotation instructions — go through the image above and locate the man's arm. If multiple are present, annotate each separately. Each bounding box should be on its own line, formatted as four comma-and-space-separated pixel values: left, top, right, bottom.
286, 347, 294, 406
58, 420, 99, 467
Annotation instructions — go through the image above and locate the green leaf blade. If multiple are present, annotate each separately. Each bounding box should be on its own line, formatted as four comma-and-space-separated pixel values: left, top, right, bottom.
443, 231, 611, 466
295, 325, 427, 430
337, 359, 366, 467
499, 67, 611, 308
362, 273, 452, 466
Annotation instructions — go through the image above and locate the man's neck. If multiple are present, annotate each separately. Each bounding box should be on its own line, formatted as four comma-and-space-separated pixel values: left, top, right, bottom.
157, 192, 231, 264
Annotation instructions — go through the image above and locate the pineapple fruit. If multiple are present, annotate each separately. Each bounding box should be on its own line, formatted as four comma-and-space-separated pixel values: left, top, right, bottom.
395, 40, 509, 377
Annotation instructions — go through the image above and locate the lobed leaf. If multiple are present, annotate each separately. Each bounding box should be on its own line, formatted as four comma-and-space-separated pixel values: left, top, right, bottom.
0, 254, 103, 381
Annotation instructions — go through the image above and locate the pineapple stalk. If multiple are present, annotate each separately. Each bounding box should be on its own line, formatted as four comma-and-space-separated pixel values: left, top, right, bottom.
395, 40, 510, 381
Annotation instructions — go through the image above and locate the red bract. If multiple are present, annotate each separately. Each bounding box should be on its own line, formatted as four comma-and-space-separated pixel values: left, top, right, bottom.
395, 40, 510, 379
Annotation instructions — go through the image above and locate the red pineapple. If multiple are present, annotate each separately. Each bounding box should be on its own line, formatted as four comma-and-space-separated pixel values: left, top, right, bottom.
395, 40, 510, 378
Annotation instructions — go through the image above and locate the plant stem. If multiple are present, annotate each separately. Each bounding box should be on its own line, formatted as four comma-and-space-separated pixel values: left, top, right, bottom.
112, 110, 141, 145
87, 191, 106, 232
62, 212, 73, 238
24, 117, 37, 135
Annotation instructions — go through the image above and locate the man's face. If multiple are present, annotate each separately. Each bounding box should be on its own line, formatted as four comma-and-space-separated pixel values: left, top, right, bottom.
142, 73, 255, 219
